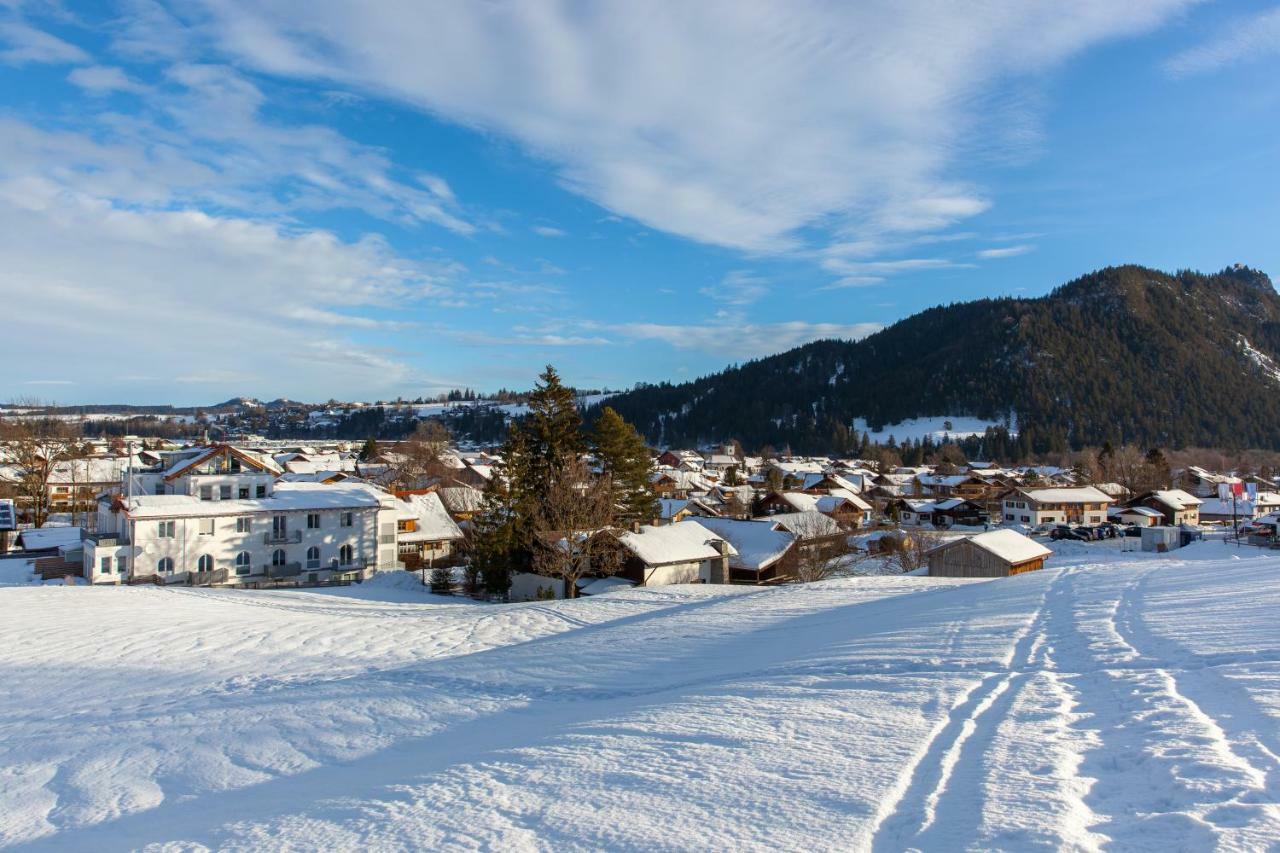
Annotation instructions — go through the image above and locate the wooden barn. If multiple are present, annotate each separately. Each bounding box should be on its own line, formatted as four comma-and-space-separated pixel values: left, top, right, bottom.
926, 529, 1052, 578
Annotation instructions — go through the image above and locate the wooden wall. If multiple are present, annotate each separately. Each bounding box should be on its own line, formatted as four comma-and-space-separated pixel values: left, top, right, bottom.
927, 540, 1044, 578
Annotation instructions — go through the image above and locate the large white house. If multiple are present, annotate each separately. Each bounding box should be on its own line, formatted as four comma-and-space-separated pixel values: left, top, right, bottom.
1002, 486, 1113, 526
83, 444, 400, 586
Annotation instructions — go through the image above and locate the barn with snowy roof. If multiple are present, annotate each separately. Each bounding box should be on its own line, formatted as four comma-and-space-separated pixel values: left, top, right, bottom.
926, 529, 1052, 578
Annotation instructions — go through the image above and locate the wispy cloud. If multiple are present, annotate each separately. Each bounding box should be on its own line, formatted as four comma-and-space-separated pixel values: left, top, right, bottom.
191, 1, 1194, 253
611, 320, 881, 359
977, 244, 1035, 259
531, 225, 567, 238
68, 65, 147, 95
1165, 6, 1280, 77
0, 21, 88, 65
700, 270, 769, 306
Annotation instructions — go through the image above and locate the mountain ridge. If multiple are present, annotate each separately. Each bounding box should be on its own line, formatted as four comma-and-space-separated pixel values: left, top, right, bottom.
593, 264, 1280, 454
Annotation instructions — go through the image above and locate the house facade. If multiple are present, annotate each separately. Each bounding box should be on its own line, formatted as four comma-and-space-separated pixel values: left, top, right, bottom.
83, 444, 399, 586
1001, 486, 1113, 526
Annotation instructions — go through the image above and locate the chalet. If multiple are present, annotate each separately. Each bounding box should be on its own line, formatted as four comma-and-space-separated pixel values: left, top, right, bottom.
1178, 466, 1242, 499
927, 529, 1052, 578
695, 516, 798, 584
395, 492, 464, 568
1001, 486, 1112, 526
756, 490, 871, 528
658, 497, 720, 523
928, 498, 990, 528
603, 520, 735, 587
650, 468, 714, 499
1127, 490, 1203, 526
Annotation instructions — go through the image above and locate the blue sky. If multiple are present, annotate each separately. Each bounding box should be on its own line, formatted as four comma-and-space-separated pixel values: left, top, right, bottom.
1, 1, 1278, 405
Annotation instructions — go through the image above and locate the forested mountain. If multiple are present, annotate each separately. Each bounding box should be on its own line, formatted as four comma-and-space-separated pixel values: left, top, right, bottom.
594, 265, 1280, 454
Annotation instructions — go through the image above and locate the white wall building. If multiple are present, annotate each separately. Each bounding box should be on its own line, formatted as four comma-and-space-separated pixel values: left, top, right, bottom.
83, 444, 400, 586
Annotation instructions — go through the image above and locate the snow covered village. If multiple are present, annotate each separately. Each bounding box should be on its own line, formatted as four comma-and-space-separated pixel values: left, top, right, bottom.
6, 1, 1280, 850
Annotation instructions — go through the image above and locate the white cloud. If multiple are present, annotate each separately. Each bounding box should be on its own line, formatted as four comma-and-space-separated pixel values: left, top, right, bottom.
0, 176, 452, 400
977, 244, 1035, 259
191, 1, 1193, 252
68, 64, 147, 94
612, 320, 882, 360
699, 270, 769, 306
531, 225, 567, 238
0, 20, 88, 65
1165, 6, 1280, 76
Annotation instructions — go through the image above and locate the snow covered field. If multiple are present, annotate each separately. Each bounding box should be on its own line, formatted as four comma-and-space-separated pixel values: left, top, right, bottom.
851, 415, 1014, 443
3, 542, 1280, 850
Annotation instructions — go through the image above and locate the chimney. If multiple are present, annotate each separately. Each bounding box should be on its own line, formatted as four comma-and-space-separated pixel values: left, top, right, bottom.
709, 538, 730, 585
631, 520, 642, 534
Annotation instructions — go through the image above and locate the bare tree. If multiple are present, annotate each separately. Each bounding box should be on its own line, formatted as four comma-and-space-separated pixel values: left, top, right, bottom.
882, 529, 944, 574
392, 420, 455, 489
785, 511, 852, 583
529, 458, 622, 598
0, 414, 79, 528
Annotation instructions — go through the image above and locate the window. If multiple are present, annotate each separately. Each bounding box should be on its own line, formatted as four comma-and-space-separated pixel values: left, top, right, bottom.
200, 485, 213, 501
154, 483, 165, 495
380, 522, 395, 545
198, 518, 214, 536
307, 513, 321, 529
339, 544, 354, 565
197, 554, 213, 573
306, 546, 321, 569
236, 517, 251, 534
220, 484, 232, 500
235, 551, 252, 576
340, 512, 354, 528
272, 515, 287, 539
1021, 515, 1030, 522
157, 520, 175, 538
272, 549, 287, 567
157, 556, 174, 573
239, 487, 250, 500
100, 556, 112, 574
117, 556, 127, 574
256, 485, 267, 498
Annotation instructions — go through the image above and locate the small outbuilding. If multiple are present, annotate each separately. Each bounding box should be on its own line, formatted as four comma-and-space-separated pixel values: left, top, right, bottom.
926, 529, 1052, 578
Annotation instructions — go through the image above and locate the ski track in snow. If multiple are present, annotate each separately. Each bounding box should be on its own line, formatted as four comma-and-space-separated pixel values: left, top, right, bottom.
3, 546, 1280, 850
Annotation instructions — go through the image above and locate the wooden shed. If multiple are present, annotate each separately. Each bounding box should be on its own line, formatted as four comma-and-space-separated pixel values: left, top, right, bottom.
926, 529, 1052, 578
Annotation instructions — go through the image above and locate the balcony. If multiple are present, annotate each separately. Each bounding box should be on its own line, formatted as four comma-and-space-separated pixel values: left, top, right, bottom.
263, 530, 302, 545
266, 562, 303, 579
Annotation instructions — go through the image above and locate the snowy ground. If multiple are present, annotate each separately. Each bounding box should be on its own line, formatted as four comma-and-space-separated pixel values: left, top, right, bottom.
851, 415, 1013, 443
3, 542, 1280, 850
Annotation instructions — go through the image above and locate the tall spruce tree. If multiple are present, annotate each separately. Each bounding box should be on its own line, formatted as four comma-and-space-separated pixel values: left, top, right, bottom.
591, 406, 657, 524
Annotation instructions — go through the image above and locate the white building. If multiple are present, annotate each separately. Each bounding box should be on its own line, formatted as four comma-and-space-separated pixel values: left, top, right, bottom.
83, 444, 400, 586
1002, 486, 1113, 527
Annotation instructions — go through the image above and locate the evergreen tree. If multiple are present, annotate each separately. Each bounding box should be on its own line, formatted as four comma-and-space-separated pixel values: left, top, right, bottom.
359, 436, 379, 461
591, 406, 658, 523
429, 563, 453, 594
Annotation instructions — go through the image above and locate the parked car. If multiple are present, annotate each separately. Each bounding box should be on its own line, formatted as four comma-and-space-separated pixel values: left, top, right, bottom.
1050, 525, 1088, 541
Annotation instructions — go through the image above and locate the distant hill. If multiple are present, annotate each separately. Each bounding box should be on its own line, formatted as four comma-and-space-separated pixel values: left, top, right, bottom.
595, 265, 1280, 454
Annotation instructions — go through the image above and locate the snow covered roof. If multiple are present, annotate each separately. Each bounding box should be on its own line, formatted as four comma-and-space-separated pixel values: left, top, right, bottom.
695, 517, 796, 570
16, 526, 83, 551
440, 486, 484, 513
1148, 489, 1203, 510
398, 493, 464, 542
767, 511, 842, 539
1019, 486, 1114, 504
930, 529, 1051, 565
658, 498, 689, 518
1115, 505, 1163, 518
616, 520, 736, 566
124, 482, 388, 519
